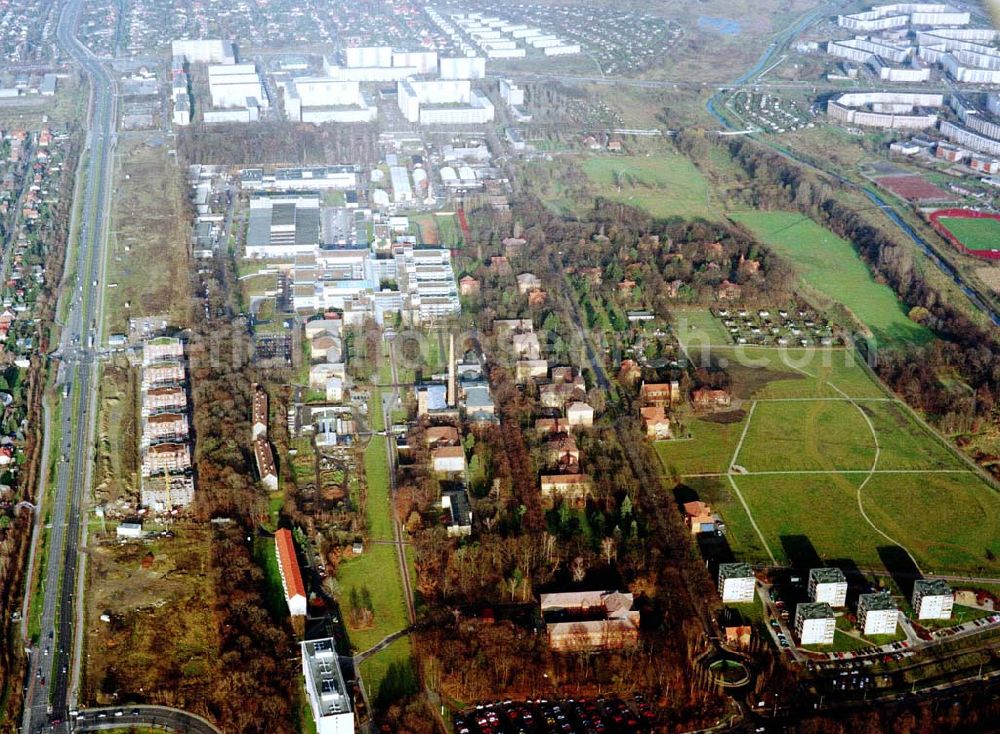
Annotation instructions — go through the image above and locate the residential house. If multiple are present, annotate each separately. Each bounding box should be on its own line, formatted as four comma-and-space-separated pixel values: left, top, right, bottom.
540, 473, 592, 508
458, 275, 480, 296
640, 381, 679, 407
547, 434, 580, 469
565, 401, 594, 427
432, 445, 467, 474
425, 425, 460, 447
683, 501, 719, 535
516, 272, 542, 294
693, 387, 732, 411
640, 406, 671, 439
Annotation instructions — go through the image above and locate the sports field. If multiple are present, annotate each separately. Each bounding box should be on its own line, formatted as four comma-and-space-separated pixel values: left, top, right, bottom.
582, 153, 721, 221
937, 216, 1000, 252
658, 339, 1000, 576
729, 211, 933, 346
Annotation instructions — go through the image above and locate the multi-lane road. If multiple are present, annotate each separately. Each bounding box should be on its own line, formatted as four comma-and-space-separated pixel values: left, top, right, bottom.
20, 0, 115, 731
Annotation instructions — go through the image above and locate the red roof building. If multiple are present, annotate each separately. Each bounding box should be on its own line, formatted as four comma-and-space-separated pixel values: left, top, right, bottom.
274, 528, 307, 616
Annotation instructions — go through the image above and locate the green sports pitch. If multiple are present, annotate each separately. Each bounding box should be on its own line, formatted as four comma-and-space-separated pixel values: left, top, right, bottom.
937, 216, 1000, 252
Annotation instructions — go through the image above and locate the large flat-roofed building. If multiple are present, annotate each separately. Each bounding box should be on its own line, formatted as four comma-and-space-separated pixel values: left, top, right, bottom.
171, 39, 235, 64
144, 412, 189, 443
858, 592, 899, 636
140, 475, 194, 511
912, 579, 953, 620
246, 195, 321, 259
838, 4, 969, 31
718, 562, 756, 603
143, 336, 184, 365
207, 63, 268, 109
142, 386, 187, 416
809, 568, 848, 608
141, 442, 191, 476
275, 528, 307, 616
301, 638, 354, 734
397, 79, 495, 125
827, 92, 943, 129
795, 602, 836, 645
242, 166, 359, 192
142, 362, 185, 388
280, 78, 378, 123
439, 56, 486, 80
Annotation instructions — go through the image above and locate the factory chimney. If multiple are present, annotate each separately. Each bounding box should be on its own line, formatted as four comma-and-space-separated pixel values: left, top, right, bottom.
447, 333, 456, 407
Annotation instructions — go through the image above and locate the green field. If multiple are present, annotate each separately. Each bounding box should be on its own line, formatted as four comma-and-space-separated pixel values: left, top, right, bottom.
736, 401, 877, 473
938, 216, 1000, 252
729, 211, 933, 346
581, 153, 720, 221
336, 394, 410, 653
657, 337, 1000, 576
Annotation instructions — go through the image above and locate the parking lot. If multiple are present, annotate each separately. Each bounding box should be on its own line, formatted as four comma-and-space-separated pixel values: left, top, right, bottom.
454, 696, 655, 734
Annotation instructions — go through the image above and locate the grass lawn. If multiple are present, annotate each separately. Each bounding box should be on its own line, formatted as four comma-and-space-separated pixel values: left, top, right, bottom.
673, 307, 733, 347
938, 216, 1000, 252
725, 473, 887, 567
581, 152, 721, 221
364, 435, 393, 541
862, 472, 1000, 575
737, 400, 877, 472
863, 401, 966, 471
336, 545, 409, 652
656, 418, 744, 476
359, 636, 414, 706
336, 397, 409, 652
435, 212, 464, 247
729, 211, 933, 347
679, 343, 888, 401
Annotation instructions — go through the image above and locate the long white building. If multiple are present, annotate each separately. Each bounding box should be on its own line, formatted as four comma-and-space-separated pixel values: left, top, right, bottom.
301, 639, 354, 734
397, 79, 495, 125
838, 4, 969, 31
245, 195, 321, 259
171, 39, 235, 64
208, 63, 268, 109
827, 91, 943, 129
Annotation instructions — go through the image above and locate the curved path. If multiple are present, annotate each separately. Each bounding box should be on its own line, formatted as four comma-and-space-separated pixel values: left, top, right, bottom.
72, 705, 220, 733
824, 380, 923, 574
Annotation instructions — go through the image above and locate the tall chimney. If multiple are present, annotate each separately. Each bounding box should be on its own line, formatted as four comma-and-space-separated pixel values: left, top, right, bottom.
447, 333, 456, 407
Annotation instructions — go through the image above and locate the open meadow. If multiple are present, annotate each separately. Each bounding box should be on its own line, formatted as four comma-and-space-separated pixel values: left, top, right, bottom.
729, 211, 933, 346
582, 153, 721, 221
659, 324, 1000, 577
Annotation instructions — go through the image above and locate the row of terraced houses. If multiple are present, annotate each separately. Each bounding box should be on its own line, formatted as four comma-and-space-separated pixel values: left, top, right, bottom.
139, 336, 194, 510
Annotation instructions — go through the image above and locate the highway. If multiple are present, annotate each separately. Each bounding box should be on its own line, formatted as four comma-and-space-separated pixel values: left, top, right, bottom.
20, 0, 116, 732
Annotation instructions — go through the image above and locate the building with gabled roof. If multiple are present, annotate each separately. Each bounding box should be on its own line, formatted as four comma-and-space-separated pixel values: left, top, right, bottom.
275, 528, 307, 616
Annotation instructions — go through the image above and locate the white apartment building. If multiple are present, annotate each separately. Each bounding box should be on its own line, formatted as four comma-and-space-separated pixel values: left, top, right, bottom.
858, 592, 899, 636
795, 602, 837, 645
809, 568, 848, 608
718, 563, 756, 603
301, 639, 354, 734
912, 579, 953, 620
